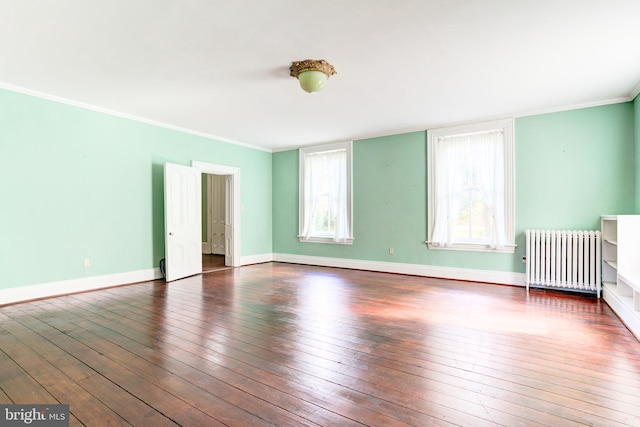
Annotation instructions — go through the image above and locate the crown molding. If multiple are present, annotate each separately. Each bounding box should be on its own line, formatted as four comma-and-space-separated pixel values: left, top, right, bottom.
629, 81, 640, 101
0, 82, 272, 153
274, 95, 637, 153
511, 96, 634, 119
2, 80, 637, 155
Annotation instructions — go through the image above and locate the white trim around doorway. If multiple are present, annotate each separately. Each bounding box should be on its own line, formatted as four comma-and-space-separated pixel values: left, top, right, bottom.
192, 160, 241, 267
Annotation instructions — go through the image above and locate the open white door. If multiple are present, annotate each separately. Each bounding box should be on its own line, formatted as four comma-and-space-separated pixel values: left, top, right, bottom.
164, 163, 202, 281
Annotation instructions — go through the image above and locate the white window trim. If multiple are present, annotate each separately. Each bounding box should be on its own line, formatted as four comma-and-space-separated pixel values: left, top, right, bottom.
426, 119, 516, 253
299, 141, 354, 245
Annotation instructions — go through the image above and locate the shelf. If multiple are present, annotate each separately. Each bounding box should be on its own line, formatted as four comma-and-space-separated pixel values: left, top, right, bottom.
602, 281, 618, 294
601, 215, 640, 340
604, 260, 618, 269
619, 273, 640, 294
602, 284, 640, 341
609, 288, 634, 310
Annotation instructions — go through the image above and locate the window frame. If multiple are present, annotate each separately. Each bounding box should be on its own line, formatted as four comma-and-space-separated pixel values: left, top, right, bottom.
298, 141, 354, 245
427, 118, 515, 253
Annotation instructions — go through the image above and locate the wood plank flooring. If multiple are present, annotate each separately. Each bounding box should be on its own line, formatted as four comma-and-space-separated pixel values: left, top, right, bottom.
1, 262, 640, 426
202, 254, 229, 273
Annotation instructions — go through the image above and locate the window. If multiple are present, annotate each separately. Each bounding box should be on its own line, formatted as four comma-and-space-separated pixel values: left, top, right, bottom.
299, 141, 353, 244
427, 119, 515, 253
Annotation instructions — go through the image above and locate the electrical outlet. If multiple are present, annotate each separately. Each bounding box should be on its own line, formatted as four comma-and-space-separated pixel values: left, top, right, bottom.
389, 247, 394, 255
83, 259, 90, 267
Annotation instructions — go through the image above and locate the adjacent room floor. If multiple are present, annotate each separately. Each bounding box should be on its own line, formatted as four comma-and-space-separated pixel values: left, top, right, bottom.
1, 263, 639, 426
202, 253, 229, 273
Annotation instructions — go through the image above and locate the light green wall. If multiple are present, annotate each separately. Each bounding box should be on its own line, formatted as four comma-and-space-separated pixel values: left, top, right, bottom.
517, 103, 635, 228
635, 94, 640, 213
0, 88, 272, 290
515, 102, 634, 269
273, 102, 635, 274
1, 86, 635, 291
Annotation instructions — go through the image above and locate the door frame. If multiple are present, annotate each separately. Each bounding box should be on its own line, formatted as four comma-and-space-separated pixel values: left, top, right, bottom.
192, 160, 241, 267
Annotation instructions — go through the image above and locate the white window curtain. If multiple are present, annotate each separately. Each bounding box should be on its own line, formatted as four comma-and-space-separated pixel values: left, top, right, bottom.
301, 148, 351, 243
431, 136, 465, 247
474, 131, 506, 249
431, 130, 507, 249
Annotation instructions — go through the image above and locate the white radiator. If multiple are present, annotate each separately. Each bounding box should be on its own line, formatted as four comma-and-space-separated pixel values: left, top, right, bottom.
525, 229, 601, 297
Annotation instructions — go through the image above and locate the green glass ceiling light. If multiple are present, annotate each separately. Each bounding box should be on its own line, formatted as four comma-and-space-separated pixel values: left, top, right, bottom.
290, 59, 336, 93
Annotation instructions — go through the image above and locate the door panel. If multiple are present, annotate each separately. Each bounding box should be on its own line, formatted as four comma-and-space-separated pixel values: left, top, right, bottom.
224, 175, 233, 266
209, 175, 226, 255
164, 163, 202, 281
191, 160, 239, 267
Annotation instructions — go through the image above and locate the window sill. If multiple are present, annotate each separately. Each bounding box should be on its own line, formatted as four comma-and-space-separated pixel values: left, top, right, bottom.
298, 236, 354, 245
426, 242, 516, 254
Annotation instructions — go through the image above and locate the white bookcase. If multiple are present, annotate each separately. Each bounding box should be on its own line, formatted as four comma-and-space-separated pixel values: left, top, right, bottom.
601, 215, 640, 340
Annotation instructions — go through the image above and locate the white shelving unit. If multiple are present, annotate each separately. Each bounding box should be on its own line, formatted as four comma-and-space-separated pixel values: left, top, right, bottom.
601, 215, 640, 340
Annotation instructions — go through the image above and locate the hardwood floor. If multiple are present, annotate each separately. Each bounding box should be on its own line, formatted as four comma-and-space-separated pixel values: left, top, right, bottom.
1, 262, 640, 426
202, 253, 228, 273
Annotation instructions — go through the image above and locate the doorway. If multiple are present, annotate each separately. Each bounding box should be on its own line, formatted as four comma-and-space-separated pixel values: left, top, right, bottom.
202, 173, 228, 273
192, 160, 241, 268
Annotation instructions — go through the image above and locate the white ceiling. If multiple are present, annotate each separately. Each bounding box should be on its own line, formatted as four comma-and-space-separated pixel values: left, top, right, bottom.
2, 0, 640, 152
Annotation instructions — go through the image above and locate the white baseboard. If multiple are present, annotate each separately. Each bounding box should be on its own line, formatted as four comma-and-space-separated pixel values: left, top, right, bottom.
272, 253, 526, 287
0, 255, 526, 307
0, 268, 162, 306
240, 253, 274, 266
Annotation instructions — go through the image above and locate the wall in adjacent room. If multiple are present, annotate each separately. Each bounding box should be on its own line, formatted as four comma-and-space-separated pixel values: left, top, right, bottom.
272, 102, 635, 275
0, 88, 272, 290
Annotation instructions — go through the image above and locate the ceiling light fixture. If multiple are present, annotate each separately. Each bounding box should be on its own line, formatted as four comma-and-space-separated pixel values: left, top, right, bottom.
290, 59, 336, 93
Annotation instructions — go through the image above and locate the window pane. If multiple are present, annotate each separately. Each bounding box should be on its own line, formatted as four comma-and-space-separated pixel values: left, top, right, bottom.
312, 194, 335, 235
454, 189, 470, 240
427, 119, 514, 252
470, 189, 487, 239
299, 141, 353, 244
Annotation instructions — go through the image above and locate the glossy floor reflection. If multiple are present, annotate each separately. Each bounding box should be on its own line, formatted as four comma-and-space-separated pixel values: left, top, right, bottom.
1, 262, 639, 426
